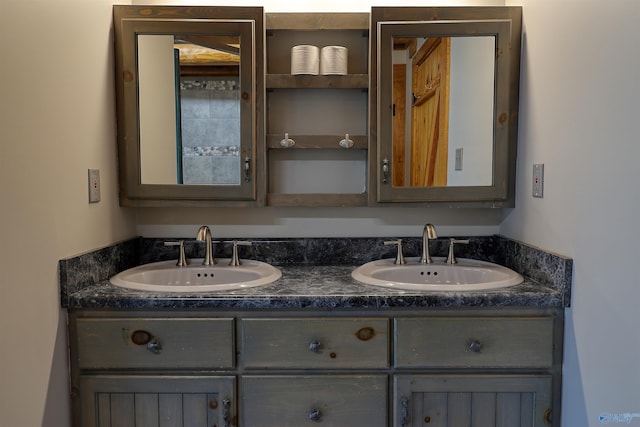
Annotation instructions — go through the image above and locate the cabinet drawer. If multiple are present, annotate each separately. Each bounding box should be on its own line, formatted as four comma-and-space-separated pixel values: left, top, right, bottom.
75, 318, 234, 369
242, 375, 387, 427
395, 317, 554, 368
241, 318, 389, 368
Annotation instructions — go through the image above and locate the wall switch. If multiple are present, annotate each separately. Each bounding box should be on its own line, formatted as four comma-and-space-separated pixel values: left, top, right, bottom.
455, 148, 463, 171
88, 169, 101, 203
533, 163, 544, 198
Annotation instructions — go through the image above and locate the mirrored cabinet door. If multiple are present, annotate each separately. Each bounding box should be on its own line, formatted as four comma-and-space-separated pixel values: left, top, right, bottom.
370, 7, 522, 206
113, 6, 264, 206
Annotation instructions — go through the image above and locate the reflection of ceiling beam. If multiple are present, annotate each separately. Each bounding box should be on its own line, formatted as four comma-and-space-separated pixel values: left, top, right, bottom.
175, 43, 239, 65
177, 36, 240, 55
394, 38, 417, 57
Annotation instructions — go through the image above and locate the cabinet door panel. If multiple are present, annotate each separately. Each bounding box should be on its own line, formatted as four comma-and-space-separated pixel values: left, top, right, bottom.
135, 394, 160, 427
80, 376, 235, 427
394, 375, 551, 427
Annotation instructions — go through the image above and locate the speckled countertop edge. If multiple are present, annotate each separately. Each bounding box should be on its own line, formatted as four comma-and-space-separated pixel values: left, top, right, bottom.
63, 265, 564, 310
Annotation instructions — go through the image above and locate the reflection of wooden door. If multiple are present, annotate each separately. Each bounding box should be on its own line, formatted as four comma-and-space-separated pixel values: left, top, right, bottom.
392, 64, 407, 186
411, 37, 450, 187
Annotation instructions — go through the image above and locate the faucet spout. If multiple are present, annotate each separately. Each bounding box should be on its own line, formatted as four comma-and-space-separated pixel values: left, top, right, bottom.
420, 224, 438, 264
196, 225, 215, 266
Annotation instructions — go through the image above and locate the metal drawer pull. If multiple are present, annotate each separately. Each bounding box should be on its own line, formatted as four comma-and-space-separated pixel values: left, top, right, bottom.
308, 340, 322, 353
146, 338, 162, 354
308, 409, 322, 422
468, 339, 482, 353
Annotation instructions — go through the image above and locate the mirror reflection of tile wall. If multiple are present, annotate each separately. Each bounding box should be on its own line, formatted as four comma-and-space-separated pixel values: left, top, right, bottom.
180, 77, 241, 185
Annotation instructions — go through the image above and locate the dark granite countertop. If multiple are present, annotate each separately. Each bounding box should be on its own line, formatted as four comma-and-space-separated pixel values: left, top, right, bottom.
60, 236, 572, 310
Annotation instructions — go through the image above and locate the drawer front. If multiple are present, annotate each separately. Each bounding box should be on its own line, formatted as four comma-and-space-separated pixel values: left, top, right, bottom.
75, 318, 234, 369
395, 317, 554, 368
241, 318, 389, 368
242, 375, 387, 427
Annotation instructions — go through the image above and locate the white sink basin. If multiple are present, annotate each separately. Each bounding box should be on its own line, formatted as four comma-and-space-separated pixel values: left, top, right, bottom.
110, 259, 282, 292
351, 257, 523, 291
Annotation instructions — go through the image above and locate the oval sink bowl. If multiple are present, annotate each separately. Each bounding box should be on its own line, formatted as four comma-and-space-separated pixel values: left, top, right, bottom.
351, 257, 523, 291
110, 259, 282, 292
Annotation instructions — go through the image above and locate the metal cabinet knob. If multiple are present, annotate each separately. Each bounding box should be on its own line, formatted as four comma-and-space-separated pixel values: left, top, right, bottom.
308, 340, 322, 353
468, 339, 482, 353
146, 338, 162, 354
308, 409, 322, 422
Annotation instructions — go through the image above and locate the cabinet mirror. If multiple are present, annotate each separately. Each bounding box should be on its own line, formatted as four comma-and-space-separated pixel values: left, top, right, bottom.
371, 7, 521, 205
113, 6, 264, 206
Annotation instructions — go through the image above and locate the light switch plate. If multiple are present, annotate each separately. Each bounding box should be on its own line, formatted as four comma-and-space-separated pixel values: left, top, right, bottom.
455, 148, 463, 171
533, 164, 544, 198
88, 169, 101, 203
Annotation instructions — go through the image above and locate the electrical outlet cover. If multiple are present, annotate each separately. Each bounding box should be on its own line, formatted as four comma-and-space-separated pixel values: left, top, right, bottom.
88, 169, 101, 203
533, 164, 544, 198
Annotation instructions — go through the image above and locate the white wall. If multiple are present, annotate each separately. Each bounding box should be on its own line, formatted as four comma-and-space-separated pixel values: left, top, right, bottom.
503, 0, 640, 425
138, 35, 179, 184
0, 1, 136, 425
448, 36, 495, 186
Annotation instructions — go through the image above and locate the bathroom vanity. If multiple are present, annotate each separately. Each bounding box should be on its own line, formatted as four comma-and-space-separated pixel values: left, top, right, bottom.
69, 308, 560, 427
61, 236, 572, 427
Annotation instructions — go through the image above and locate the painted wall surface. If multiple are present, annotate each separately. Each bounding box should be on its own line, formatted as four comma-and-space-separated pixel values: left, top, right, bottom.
0, 1, 136, 425
503, 0, 640, 425
138, 35, 179, 184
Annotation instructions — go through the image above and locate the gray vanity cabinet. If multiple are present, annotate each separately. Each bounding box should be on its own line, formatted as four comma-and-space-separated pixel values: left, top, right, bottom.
68, 309, 562, 427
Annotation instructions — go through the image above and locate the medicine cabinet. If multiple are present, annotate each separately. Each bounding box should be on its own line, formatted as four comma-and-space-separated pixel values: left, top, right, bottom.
370, 7, 522, 206
113, 6, 264, 206
113, 6, 522, 207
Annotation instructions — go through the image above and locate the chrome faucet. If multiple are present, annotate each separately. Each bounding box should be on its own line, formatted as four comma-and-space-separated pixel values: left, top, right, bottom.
446, 237, 470, 264
384, 239, 406, 265
196, 225, 215, 266
420, 224, 438, 264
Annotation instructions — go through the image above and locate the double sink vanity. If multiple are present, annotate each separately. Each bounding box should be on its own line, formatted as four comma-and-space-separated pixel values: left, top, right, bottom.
60, 230, 572, 427
60, 5, 572, 427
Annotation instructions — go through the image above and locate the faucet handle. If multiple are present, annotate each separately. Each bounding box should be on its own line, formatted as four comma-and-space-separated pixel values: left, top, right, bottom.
164, 240, 187, 267
384, 239, 406, 265
229, 240, 252, 266
446, 238, 470, 264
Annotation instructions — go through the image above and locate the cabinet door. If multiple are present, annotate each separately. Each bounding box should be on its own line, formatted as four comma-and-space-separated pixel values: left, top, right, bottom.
242, 375, 387, 427
393, 375, 552, 427
79, 375, 235, 427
